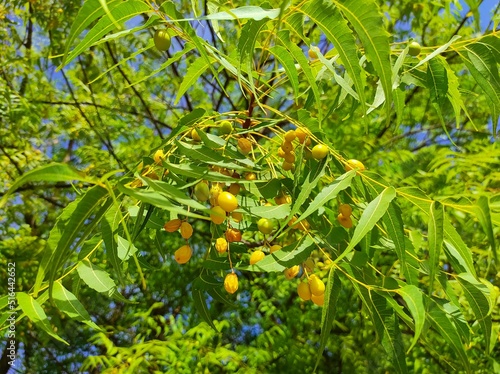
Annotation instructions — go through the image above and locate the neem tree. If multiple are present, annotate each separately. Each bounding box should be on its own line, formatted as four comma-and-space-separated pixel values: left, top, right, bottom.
1, 0, 499, 372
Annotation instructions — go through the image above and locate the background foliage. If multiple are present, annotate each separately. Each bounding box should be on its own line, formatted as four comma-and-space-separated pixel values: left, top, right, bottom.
1, 0, 499, 373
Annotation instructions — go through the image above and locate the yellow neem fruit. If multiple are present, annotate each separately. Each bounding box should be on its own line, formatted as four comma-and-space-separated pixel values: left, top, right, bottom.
231, 211, 243, 222
194, 181, 210, 202
281, 141, 294, 153
244, 172, 257, 181
295, 128, 311, 145
339, 203, 352, 217
191, 128, 202, 141
284, 130, 296, 142
180, 222, 193, 239
337, 213, 353, 229
153, 149, 165, 164
228, 183, 241, 195
275, 194, 292, 205
174, 245, 192, 264
153, 29, 171, 51
209, 184, 223, 206
215, 237, 228, 254
225, 228, 242, 243
309, 275, 325, 296
284, 265, 300, 280
269, 244, 282, 253
297, 282, 312, 301
210, 206, 226, 224
308, 47, 319, 60
311, 293, 325, 306
311, 144, 329, 160
284, 152, 295, 163
282, 161, 294, 171
218, 191, 238, 212
257, 218, 274, 235
250, 250, 265, 265
303, 258, 315, 273
164, 218, 182, 232
237, 138, 253, 155
224, 273, 238, 294
345, 159, 365, 172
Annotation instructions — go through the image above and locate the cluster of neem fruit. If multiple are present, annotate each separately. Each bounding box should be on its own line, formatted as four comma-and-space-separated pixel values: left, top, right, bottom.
147, 116, 366, 305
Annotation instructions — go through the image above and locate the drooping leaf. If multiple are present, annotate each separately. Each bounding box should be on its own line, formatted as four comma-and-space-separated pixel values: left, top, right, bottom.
397, 285, 425, 351
116, 235, 139, 261
269, 45, 301, 100
475, 196, 497, 261
427, 56, 448, 106
383, 202, 411, 283
427, 201, 444, 294
175, 57, 215, 104
77, 259, 116, 293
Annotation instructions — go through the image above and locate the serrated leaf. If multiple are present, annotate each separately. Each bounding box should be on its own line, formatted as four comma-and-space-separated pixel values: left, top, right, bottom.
427, 56, 448, 106
192, 279, 217, 330
101, 204, 124, 284
175, 57, 215, 104
247, 204, 291, 220
475, 196, 497, 261
116, 235, 138, 261
17, 292, 69, 345
397, 285, 424, 351
443, 220, 477, 277
335, 187, 396, 263
410, 35, 461, 72
77, 259, 116, 293
300, 0, 366, 115
269, 45, 300, 100
314, 269, 341, 372
0, 163, 95, 208
428, 201, 444, 294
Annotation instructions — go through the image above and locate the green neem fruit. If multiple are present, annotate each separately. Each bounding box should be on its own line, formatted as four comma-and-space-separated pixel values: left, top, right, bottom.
219, 120, 233, 135
154, 30, 171, 51
408, 41, 421, 57
257, 218, 274, 235
194, 182, 210, 202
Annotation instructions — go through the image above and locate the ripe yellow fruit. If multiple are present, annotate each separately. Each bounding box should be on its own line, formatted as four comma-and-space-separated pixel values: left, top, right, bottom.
288, 216, 310, 231
225, 228, 242, 243
174, 245, 192, 264
224, 273, 238, 294
284, 130, 296, 142
345, 159, 365, 172
257, 218, 274, 234
309, 275, 325, 296
194, 181, 210, 202
209, 184, 223, 206
154, 29, 171, 51
277, 147, 286, 158
244, 172, 257, 181
231, 211, 243, 222
295, 128, 311, 145
284, 152, 295, 163
219, 120, 233, 135
311, 293, 325, 306
237, 138, 253, 155
218, 191, 238, 212
339, 203, 352, 217
153, 149, 165, 164
408, 41, 421, 57
250, 250, 265, 265
275, 194, 292, 205
282, 161, 294, 171
337, 213, 353, 229
281, 141, 294, 153
164, 218, 182, 232
180, 222, 193, 239
284, 265, 300, 280
191, 128, 201, 141
303, 258, 315, 273
308, 47, 319, 60
215, 237, 228, 254
210, 206, 226, 224
269, 244, 282, 253
311, 144, 329, 159
297, 282, 312, 301
228, 183, 240, 195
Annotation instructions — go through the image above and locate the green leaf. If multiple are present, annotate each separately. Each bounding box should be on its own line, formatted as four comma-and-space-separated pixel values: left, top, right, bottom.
175, 57, 215, 104
410, 35, 461, 71
269, 45, 300, 100
77, 259, 116, 293
300, 0, 366, 115
443, 220, 477, 277
427, 201, 444, 294
192, 279, 217, 330
52, 282, 101, 330
397, 285, 425, 351
238, 236, 314, 272
314, 269, 341, 372
61, 0, 150, 68
101, 204, 124, 284
17, 292, 69, 345
335, 187, 396, 263
116, 235, 138, 261
475, 196, 497, 261
0, 163, 94, 208
427, 56, 448, 106
246, 204, 291, 220
333, 0, 392, 116
33, 186, 109, 296
457, 273, 492, 353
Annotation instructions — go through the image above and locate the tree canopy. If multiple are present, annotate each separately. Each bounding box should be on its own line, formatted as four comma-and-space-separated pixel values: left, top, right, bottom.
1, 0, 499, 373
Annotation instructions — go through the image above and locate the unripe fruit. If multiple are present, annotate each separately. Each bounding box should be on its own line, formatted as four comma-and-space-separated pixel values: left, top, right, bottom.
153, 149, 165, 164
281, 141, 294, 153
219, 120, 233, 135
231, 211, 243, 222
337, 213, 353, 229
154, 30, 171, 51
257, 218, 274, 234
309, 275, 325, 296
284, 152, 295, 163
210, 206, 226, 224
339, 203, 352, 217
180, 222, 193, 239
345, 159, 365, 172
408, 41, 422, 57
174, 245, 192, 264
225, 228, 242, 243
191, 128, 201, 141
228, 183, 241, 195
284, 265, 300, 280
237, 138, 252, 155
164, 219, 182, 232
297, 282, 312, 301
282, 161, 294, 171
311, 144, 329, 159
311, 293, 325, 306
215, 237, 228, 254
308, 46, 319, 59
244, 172, 257, 181
218, 191, 238, 212
304, 258, 315, 273
269, 244, 282, 253
250, 250, 265, 265
194, 182, 210, 202
284, 130, 296, 142
224, 273, 238, 294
